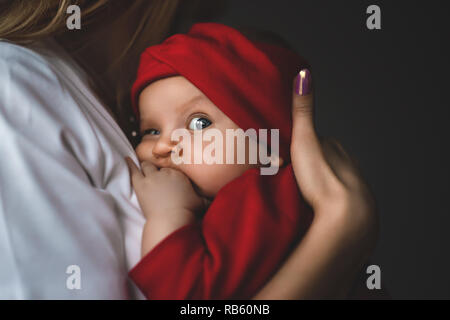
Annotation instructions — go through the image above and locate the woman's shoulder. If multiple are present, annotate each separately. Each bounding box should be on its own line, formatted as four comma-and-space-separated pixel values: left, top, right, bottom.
0, 39, 73, 105
0, 38, 107, 155
0, 38, 90, 88
0, 38, 35, 55
0, 39, 76, 120
0, 39, 55, 73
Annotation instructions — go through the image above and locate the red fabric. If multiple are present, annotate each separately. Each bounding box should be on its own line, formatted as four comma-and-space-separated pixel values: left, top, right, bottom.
129, 165, 313, 299
129, 23, 313, 299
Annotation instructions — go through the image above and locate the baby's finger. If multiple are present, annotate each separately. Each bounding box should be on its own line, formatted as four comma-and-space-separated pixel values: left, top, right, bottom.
141, 161, 158, 176
125, 157, 143, 182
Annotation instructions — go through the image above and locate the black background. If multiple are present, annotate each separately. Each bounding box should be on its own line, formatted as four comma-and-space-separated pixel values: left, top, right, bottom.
177, 0, 450, 299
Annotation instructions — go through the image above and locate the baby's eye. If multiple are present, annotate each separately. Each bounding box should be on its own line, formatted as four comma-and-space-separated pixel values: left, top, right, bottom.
142, 128, 160, 136
188, 117, 212, 130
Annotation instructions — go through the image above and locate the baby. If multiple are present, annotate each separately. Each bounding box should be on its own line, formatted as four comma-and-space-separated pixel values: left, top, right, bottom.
126, 23, 313, 299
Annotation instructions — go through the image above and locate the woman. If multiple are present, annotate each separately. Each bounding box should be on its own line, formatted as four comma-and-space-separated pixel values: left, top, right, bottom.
0, 0, 378, 299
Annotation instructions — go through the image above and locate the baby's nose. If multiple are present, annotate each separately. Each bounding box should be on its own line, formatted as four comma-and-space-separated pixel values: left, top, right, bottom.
152, 144, 172, 158
152, 137, 179, 167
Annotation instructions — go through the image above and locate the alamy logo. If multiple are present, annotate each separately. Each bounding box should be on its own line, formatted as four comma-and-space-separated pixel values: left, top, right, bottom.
366, 264, 381, 290
66, 5, 81, 30
66, 265, 81, 290
169, 128, 281, 175
366, 5, 382, 30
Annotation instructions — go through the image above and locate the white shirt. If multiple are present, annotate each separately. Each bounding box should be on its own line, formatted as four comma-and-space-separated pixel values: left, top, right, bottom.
0, 39, 145, 299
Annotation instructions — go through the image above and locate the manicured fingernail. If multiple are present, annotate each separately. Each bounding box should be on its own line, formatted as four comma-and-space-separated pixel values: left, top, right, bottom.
295, 68, 312, 96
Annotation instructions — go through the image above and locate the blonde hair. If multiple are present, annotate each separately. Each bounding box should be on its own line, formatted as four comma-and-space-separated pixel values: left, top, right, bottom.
0, 1, 110, 42
0, 0, 182, 145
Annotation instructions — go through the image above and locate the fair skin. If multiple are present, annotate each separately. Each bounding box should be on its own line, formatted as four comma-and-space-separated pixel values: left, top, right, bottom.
126, 75, 378, 299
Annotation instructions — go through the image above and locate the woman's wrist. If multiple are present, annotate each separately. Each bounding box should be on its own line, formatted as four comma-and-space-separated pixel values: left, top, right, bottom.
315, 197, 378, 253
252, 213, 362, 300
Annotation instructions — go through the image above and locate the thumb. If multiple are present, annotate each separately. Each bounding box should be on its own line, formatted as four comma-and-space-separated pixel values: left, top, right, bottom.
292, 68, 315, 134
291, 69, 319, 155
290, 69, 333, 199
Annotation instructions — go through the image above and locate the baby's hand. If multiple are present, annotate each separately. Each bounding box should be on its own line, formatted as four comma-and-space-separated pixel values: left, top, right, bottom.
126, 157, 210, 256
125, 157, 207, 220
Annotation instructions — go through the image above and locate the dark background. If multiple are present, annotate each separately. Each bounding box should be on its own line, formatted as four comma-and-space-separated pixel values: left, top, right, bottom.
177, 0, 450, 299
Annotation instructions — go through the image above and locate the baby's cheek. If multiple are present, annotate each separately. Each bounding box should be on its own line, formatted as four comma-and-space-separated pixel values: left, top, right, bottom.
182, 163, 253, 198
135, 142, 153, 163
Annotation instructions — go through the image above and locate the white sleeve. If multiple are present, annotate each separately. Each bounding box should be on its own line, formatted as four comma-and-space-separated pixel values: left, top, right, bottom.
0, 42, 132, 299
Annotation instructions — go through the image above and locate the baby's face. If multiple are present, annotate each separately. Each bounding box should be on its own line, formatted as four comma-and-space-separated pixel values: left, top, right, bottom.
136, 76, 259, 198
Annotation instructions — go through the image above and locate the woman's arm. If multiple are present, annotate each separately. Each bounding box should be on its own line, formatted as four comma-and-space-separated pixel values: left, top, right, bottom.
253, 69, 378, 299
253, 208, 376, 299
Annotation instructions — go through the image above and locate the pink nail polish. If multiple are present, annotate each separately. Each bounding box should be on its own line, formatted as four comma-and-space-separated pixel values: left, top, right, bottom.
295, 68, 312, 96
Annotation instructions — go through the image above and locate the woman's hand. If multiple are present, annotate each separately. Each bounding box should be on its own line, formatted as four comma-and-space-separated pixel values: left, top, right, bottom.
253, 69, 378, 299
290, 69, 377, 248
